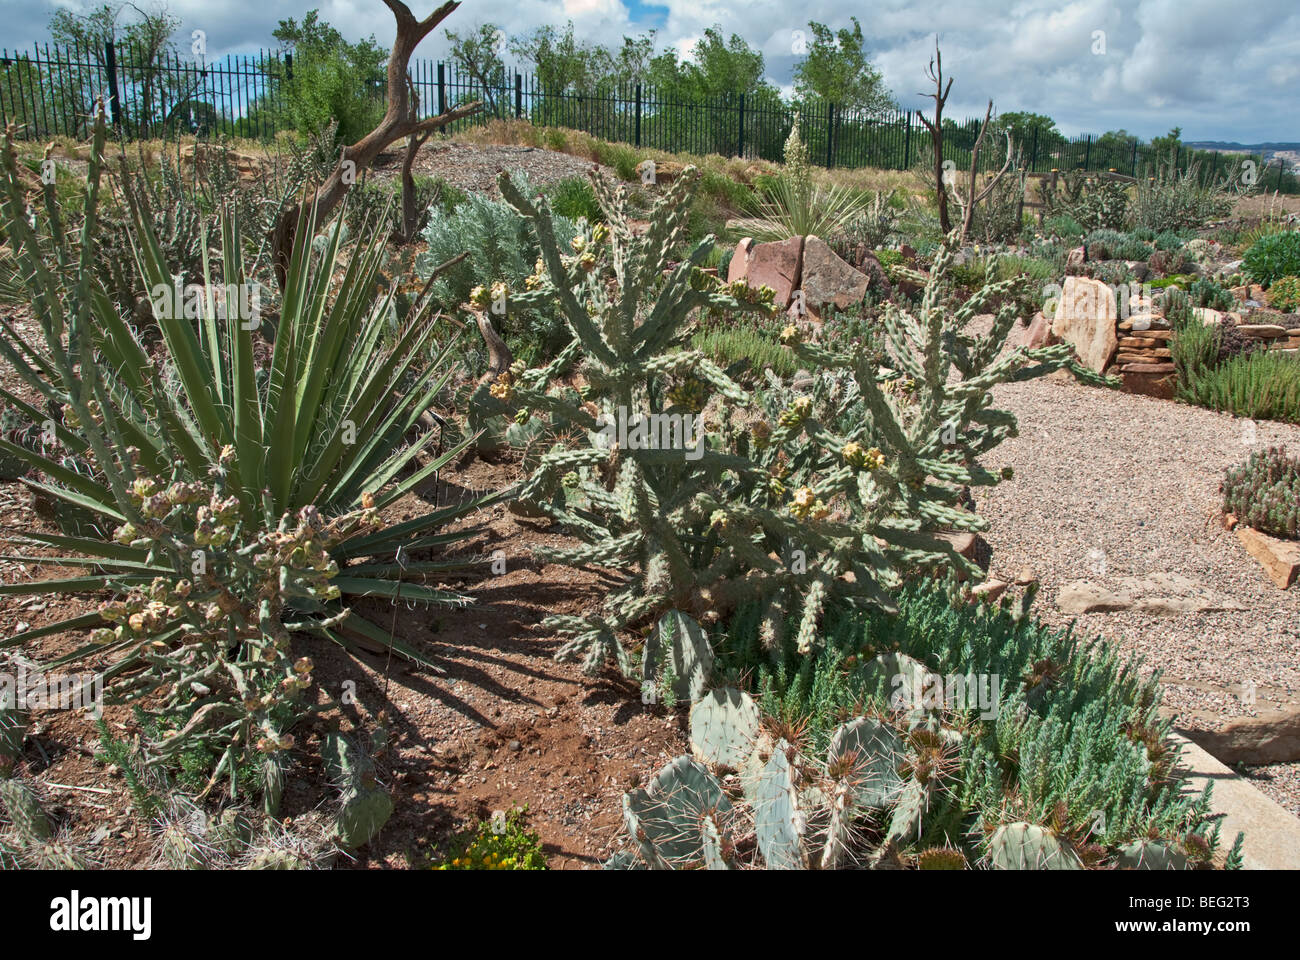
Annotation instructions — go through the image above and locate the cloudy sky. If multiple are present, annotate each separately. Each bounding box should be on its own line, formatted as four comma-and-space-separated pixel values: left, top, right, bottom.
5, 0, 1298, 142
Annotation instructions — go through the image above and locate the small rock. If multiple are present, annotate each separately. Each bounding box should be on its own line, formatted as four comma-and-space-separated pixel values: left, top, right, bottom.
508, 740, 522, 752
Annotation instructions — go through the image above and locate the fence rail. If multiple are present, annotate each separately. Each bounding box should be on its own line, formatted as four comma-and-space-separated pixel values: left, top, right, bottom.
2, 40, 1294, 192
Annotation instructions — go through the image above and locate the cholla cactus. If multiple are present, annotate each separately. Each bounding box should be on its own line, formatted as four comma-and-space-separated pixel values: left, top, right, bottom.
493, 168, 1108, 676
489, 166, 780, 673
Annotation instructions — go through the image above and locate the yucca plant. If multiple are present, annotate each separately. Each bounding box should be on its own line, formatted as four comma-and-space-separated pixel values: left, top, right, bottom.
0, 109, 494, 799
729, 119, 872, 242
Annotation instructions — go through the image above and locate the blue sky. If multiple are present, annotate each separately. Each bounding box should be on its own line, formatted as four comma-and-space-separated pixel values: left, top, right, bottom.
4, 0, 1297, 142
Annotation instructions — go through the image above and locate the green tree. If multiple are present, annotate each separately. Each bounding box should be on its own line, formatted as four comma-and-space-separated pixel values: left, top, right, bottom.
995, 111, 1063, 158
611, 32, 656, 86
792, 17, 895, 115
1150, 126, 1183, 163
444, 23, 508, 115
510, 21, 615, 129
49, 1, 180, 137
272, 9, 387, 143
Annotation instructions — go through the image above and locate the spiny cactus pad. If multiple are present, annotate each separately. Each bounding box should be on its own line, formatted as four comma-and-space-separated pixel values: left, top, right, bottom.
827, 717, 905, 809
1116, 839, 1190, 870
334, 787, 394, 850
750, 740, 808, 869
646, 610, 714, 700
988, 822, 1083, 870
623, 756, 731, 867
690, 687, 761, 771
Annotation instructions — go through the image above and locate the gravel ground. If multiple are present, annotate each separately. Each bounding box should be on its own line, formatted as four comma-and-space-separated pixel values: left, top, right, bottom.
973, 319, 1300, 815
389, 141, 620, 198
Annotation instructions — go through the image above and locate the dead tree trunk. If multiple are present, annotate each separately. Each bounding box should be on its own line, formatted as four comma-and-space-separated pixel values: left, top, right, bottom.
917, 39, 954, 234
397, 77, 434, 243
270, 0, 482, 288
954, 100, 1015, 244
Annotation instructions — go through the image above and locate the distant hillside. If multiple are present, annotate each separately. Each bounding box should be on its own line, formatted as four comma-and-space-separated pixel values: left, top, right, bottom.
1185, 141, 1300, 153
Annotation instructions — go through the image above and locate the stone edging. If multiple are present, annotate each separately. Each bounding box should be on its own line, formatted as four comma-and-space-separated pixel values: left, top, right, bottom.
1172, 733, 1300, 869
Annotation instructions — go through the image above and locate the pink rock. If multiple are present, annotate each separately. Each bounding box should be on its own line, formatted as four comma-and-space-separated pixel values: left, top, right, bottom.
727, 238, 753, 284
800, 235, 870, 312
1025, 311, 1055, 349
743, 236, 804, 309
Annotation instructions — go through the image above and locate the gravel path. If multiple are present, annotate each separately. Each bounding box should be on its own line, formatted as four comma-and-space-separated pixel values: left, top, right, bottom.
375, 141, 619, 198
975, 322, 1300, 813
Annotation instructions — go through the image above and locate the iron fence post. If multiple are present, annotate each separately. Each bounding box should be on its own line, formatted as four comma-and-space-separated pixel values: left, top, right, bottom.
104, 40, 122, 129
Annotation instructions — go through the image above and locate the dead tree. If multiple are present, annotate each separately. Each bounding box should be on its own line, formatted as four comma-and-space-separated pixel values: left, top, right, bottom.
397, 77, 434, 243
270, 0, 482, 288
917, 38, 954, 234
951, 99, 1016, 244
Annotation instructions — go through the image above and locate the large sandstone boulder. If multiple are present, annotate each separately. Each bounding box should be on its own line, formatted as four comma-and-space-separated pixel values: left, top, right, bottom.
800, 235, 870, 313
1052, 276, 1117, 373
728, 236, 804, 309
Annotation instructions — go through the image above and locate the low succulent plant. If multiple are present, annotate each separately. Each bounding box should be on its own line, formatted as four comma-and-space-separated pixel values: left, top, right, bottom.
1222, 446, 1300, 539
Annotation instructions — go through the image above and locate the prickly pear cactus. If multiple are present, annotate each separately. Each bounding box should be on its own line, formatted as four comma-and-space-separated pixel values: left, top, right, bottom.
826, 717, 905, 810
610, 697, 965, 870
988, 822, 1083, 870
1116, 839, 1190, 870
623, 756, 733, 869
689, 687, 761, 771
322, 733, 393, 850
750, 740, 809, 870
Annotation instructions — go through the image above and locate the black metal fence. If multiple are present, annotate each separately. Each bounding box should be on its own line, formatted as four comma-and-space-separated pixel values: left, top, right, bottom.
2, 40, 1294, 192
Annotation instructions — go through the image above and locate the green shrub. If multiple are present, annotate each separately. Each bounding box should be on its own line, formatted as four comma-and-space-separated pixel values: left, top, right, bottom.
1084, 228, 1125, 260
1043, 214, 1083, 239
1222, 446, 1300, 538
1153, 230, 1191, 251
543, 128, 569, 152
545, 176, 602, 223
1176, 349, 1300, 423
415, 175, 579, 364
1188, 277, 1236, 312
1131, 163, 1238, 232
691, 318, 799, 380
1270, 276, 1300, 312
1243, 231, 1300, 286
874, 248, 905, 268
279, 53, 385, 146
